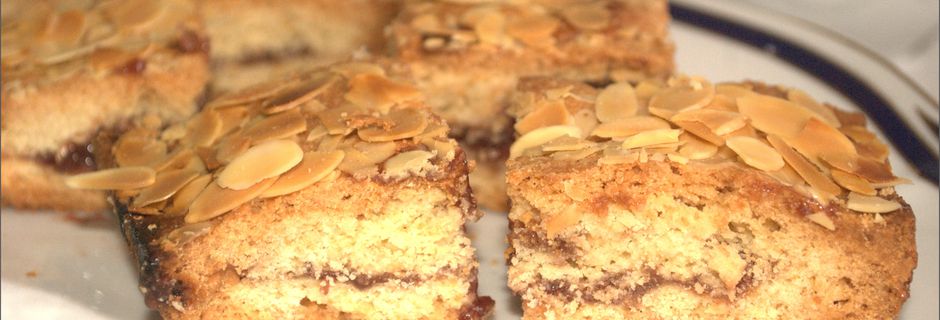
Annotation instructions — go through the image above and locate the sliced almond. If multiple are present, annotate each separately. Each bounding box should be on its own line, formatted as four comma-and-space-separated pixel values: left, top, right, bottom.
846, 192, 902, 213
215, 135, 251, 165
666, 153, 690, 165
671, 109, 747, 136
345, 74, 421, 113
870, 177, 913, 189
591, 116, 670, 138
506, 13, 558, 47
105, 0, 165, 30
514, 100, 572, 135
131, 169, 200, 208
805, 212, 836, 231
543, 136, 594, 152
65, 166, 155, 190
216, 106, 248, 136
337, 147, 379, 178
560, 3, 610, 31
318, 104, 365, 135
673, 120, 724, 146
737, 94, 824, 138
165, 174, 212, 216
572, 108, 599, 137
787, 89, 841, 127
114, 137, 167, 167
831, 169, 876, 196
598, 151, 639, 165
184, 177, 276, 224
208, 78, 297, 109
648, 78, 715, 119
551, 146, 601, 161
384, 150, 435, 178
305, 124, 329, 143
678, 133, 718, 160
621, 129, 681, 149
725, 136, 785, 171
38, 10, 86, 45
766, 135, 842, 198
782, 118, 858, 171
765, 164, 805, 186
241, 109, 307, 144
595, 82, 639, 123
850, 157, 896, 184
715, 84, 755, 100
353, 141, 398, 164
262, 74, 334, 114
89, 47, 134, 71
182, 110, 223, 148
330, 62, 386, 79
217, 140, 304, 190
317, 135, 343, 152
260, 150, 345, 198
510, 125, 582, 159
358, 108, 428, 142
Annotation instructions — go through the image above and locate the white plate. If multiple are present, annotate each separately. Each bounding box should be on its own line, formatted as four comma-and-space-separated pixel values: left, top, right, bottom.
2, 1, 937, 319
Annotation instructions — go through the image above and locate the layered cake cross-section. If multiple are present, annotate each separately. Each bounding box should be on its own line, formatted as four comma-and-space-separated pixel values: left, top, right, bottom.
67, 61, 493, 319
1, 0, 210, 212
387, 0, 675, 211
505, 76, 916, 319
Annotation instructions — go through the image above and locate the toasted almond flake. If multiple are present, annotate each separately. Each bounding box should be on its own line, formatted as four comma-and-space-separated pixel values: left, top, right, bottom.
678, 133, 718, 160
114, 137, 167, 167
831, 169, 876, 196
165, 174, 212, 216
423, 138, 456, 160
846, 192, 902, 213
216, 106, 248, 136
737, 94, 824, 138
506, 13, 558, 47
354, 141, 398, 164
106, 0, 165, 30
591, 116, 670, 138
725, 136, 785, 171
38, 10, 86, 45
384, 150, 435, 178
806, 212, 836, 231
561, 3, 610, 31
783, 118, 858, 169
514, 100, 572, 135
185, 177, 276, 224
870, 177, 912, 188
704, 95, 738, 112
648, 78, 715, 119
673, 120, 724, 146
240, 109, 307, 144
638, 148, 648, 163
715, 84, 755, 100
345, 74, 421, 113
65, 166, 155, 190
260, 150, 345, 198
666, 153, 689, 164
510, 125, 582, 159
89, 47, 134, 71
415, 121, 449, 140
208, 79, 296, 109
183, 110, 223, 148
634, 81, 661, 109
337, 147, 379, 178
671, 109, 747, 136
543, 136, 594, 152
766, 135, 842, 198
648, 152, 666, 162
766, 164, 805, 186
262, 74, 334, 114
217, 140, 303, 190
305, 124, 328, 142
622, 129, 681, 149
131, 169, 200, 208
595, 82, 639, 123
318, 104, 364, 135
551, 146, 601, 161
787, 89, 841, 127
215, 135, 251, 164
572, 108, 599, 137
598, 151, 639, 165
161, 124, 187, 142
850, 157, 896, 184
330, 62, 386, 79
317, 135, 343, 152
358, 108, 428, 142
153, 149, 195, 172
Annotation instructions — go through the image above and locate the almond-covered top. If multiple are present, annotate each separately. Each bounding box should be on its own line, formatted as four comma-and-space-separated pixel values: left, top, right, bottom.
391, 0, 673, 80
508, 76, 910, 230
1, 0, 203, 83
66, 62, 461, 224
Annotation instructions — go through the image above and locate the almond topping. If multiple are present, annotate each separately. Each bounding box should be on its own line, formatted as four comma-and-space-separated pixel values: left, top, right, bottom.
591, 116, 670, 138
215, 135, 251, 165
337, 147, 379, 179
240, 109, 307, 144
184, 177, 276, 224
737, 94, 824, 138
561, 3, 610, 31
262, 74, 334, 114
358, 108, 428, 142
260, 150, 345, 198
330, 62, 386, 79
182, 110, 223, 148
65, 166, 156, 190
766, 135, 842, 199
846, 192, 902, 213
38, 10, 86, 45
572, 108, 599, 137
543, 136, 594, 152
384, 150, 435, 178
506, 13, 558, 47
850, 157, 896, 184
831, 169, 876, 196
595, 82, 639, 123
354, 141, 398, 164
208, 78, 295, 108
105, 0, 164, 30
551, 146, 601, 161
678, 133, 718, 160
131, 169, 200, 208
671, 109, 747, 136
345, 74, 421, 113
806, 213, 836, 231
514, 100, 572, 135
787, 89, 841, 127
673, 120, 724, 146
318, 104, 365, 135
648, 78, 714, 119
783, 118, 858, 169
153, 149, 196, 172
217, 140, 304, 190
622, 129, 681, 149
165, 174, 212, 216
216, 106, 248, 136
114, 137, 167, 167
725, 136, 785, 171
510, 125, 582, 159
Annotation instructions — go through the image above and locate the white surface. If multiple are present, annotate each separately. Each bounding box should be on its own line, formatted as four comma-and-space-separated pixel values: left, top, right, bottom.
2, 2, 938, 319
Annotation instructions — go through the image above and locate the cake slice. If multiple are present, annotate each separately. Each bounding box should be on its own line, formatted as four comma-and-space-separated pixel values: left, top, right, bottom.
387, 0, 675, 211
200, 0, 401, 94
1, 0, 210, 212
505, 76, 916, 319
67, 61, 493, 318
